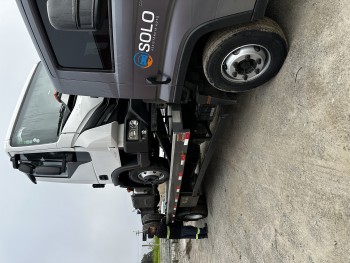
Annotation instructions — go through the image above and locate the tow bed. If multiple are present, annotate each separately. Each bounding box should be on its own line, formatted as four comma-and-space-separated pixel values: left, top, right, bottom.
165, 105, 191, 223
165, 98, 231, 223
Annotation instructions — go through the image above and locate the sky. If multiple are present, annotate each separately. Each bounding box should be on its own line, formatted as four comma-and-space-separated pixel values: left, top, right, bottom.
0, 2, 144, 263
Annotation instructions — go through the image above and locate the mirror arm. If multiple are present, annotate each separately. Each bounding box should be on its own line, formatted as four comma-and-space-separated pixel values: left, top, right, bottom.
26, 173, 37, 184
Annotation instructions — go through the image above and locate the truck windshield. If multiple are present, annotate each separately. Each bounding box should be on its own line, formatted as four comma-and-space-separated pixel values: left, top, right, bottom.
11, 63, 61, 147
35, 0, 113, 70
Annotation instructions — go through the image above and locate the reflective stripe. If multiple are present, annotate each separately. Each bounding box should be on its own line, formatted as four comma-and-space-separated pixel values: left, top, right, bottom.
167, 226, 170, 239
196, 228, 200, 240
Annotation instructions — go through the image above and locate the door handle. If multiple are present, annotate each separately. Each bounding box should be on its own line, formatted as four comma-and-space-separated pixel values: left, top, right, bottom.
146, 76, 171, 85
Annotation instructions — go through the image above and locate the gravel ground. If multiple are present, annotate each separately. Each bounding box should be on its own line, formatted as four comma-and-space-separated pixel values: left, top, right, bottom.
176, 0, 350, 262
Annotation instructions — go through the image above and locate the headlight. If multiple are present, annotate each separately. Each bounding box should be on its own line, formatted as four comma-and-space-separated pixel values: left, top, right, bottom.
129, 120, 138, 129
128, 120, 139, 140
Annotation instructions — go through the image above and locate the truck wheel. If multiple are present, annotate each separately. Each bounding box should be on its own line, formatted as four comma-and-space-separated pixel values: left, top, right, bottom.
142, 213, 164, 225
203, 17, 288, 92
129, 158, 169, 185
176, 204, 208, 222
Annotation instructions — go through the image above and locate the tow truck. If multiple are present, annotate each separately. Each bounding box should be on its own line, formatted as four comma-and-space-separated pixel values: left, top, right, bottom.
6, 0, 288, 239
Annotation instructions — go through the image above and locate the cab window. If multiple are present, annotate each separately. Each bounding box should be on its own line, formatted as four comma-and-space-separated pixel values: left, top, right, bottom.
35, 0, 113, 70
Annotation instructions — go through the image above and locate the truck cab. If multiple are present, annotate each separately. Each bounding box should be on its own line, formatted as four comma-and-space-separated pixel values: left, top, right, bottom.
5, 62, 166, 189
5, 62, 125, 186
16, 0, 287, 102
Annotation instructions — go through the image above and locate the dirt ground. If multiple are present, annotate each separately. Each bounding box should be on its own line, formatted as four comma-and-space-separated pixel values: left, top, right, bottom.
176, 0, 350, 262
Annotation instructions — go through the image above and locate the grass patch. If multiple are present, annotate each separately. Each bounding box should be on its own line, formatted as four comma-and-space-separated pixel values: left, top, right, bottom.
153, 237, 160, 263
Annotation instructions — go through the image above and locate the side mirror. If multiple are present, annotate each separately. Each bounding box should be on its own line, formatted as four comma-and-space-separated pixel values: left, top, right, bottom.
11, 154, 20, 169
47, 0, 107, 31
18, 163, 37, 184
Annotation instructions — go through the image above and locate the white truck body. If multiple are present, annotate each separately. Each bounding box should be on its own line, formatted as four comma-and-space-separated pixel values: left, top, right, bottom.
5, 63, 123, 185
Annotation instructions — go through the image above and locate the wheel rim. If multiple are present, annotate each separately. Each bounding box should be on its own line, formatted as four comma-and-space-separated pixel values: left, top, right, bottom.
221, 44, 271, 83
138, 170, 164, 183
183, 214, 205, 220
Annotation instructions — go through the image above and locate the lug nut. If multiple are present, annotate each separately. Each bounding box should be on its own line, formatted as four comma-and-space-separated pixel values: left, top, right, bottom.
254, 46, 261, 52
232, 71, 238, 77
255, 68, 260, 74
222, 64, 228, 70
233, 49, 240, 55
257, 59, 262, 65
245, 55, 251, 61
243, 75, 248, 81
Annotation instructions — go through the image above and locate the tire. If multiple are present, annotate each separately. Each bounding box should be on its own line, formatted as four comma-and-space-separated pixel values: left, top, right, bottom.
142, 213, 164, 225
129, 158, 169, 185
176, 204, 208, 222
203, 17, 288, 92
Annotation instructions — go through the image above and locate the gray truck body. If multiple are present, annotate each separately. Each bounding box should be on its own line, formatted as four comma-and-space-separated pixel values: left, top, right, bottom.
16, 0, 267, 102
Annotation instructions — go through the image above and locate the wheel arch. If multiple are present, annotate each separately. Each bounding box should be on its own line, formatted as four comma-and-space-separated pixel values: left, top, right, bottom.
172, 0, 269, 103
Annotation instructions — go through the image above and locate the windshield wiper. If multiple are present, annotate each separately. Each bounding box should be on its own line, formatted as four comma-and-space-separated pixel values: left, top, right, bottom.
56, 92, 72, 136
57, 104, 65, 136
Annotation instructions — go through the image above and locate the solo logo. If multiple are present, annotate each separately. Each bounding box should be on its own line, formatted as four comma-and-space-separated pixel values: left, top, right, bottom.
134, 11, 155, 68
133, 52, 153, 69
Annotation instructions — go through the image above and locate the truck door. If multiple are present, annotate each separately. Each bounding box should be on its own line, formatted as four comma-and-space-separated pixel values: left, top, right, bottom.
18, 0, 175, 100
112, 0, 172, 100
131, 0, 172, 98
16, 151, 98, 184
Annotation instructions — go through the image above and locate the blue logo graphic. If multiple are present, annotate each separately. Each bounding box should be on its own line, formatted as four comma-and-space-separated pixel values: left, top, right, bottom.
133, 52, 153, 68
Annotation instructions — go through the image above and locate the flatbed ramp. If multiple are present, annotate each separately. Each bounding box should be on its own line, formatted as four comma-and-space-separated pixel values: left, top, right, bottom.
165, 105, 228, 224
165, 105, 190, 224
